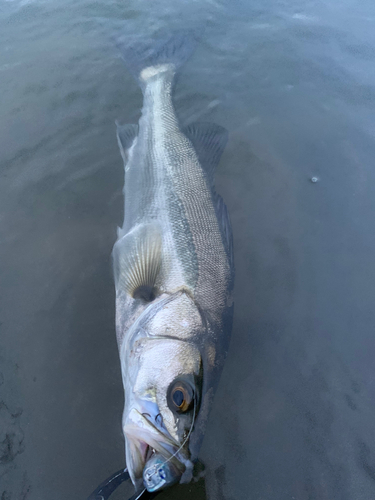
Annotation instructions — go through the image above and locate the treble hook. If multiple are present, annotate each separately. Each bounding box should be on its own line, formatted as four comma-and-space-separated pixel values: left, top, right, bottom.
86, 467, 160, 500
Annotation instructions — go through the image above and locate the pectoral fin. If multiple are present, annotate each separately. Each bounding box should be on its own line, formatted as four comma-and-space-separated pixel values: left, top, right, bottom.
113, 223, 162, 301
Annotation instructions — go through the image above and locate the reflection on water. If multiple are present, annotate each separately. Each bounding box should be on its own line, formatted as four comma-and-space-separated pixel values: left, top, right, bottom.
1, 0, 375, 499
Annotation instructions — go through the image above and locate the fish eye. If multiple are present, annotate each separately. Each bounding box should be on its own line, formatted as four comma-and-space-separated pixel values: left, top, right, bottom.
167, 381, 194, 413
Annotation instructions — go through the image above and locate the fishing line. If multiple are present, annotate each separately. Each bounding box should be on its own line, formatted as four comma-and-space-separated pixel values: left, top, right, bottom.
144, 394, 197, 479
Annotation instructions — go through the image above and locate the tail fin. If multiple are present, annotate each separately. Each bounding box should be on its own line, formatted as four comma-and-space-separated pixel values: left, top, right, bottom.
117, 31, 200, 85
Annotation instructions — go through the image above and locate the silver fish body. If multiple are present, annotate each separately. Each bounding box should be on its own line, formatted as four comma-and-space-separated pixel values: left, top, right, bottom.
113, 34, 234, 493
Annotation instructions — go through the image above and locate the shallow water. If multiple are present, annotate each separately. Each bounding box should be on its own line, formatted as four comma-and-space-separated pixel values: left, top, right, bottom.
1, 0, 375, 499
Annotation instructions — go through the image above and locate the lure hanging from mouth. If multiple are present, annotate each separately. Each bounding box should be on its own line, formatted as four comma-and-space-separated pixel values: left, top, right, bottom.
86, 467, 158, 500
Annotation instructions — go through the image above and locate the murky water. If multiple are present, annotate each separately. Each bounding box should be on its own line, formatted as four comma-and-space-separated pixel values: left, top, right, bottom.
1, 0, 375, 499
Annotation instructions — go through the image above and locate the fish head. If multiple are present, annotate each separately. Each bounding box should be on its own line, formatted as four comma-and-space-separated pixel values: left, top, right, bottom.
123, 337, 201, 492
120, 291, 223, 492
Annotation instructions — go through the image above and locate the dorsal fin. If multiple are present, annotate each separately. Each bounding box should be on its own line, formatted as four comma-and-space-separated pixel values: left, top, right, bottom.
116, 122, 138, 163
113, 223, 162, 302
216, 194, 234, 272
184, 122, 228, 186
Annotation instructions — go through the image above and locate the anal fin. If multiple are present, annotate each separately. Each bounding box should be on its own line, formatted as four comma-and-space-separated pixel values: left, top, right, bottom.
116, 122, 138, 164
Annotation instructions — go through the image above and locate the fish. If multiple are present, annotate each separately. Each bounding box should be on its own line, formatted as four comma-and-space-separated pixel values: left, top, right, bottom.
112, 31, 234, 493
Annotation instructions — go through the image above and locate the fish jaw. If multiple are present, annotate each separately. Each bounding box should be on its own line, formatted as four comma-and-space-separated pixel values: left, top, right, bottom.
123, 408, 191, 490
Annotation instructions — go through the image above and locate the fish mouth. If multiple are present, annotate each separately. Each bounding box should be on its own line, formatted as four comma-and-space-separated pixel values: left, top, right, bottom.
124, 409, 189, 492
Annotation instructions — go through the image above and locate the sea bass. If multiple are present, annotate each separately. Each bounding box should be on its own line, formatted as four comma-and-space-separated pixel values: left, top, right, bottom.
112, 32, 234, 493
